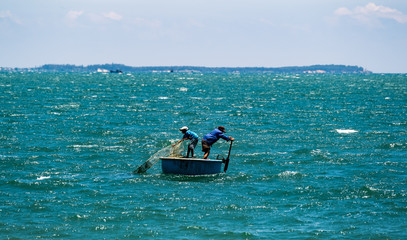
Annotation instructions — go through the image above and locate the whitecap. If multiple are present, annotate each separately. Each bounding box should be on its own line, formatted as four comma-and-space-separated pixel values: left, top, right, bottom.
71, 145, 99, 148
37, 176, 51, 180
178, 87, 188, 92
336, 129, 358, 134
277, 171, 302, 178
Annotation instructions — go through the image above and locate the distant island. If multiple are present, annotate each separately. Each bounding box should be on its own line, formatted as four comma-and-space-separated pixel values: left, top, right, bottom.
0, 64, 371, 74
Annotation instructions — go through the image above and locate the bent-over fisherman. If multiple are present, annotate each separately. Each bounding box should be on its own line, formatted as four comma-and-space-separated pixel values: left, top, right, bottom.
202, 126, 234, 159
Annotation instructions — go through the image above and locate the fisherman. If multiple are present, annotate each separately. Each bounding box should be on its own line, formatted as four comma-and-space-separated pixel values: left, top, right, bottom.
202, 126, 234, 159
173, 126, 199, 158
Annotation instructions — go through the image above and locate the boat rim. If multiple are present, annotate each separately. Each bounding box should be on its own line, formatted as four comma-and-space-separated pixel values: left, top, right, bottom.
160, 157, 223, 163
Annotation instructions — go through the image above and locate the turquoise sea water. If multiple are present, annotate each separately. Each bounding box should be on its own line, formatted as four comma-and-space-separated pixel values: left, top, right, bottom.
1, 72, 406, 239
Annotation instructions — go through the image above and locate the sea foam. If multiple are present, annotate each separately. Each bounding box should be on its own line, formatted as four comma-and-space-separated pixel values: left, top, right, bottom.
336, 129, 358, 134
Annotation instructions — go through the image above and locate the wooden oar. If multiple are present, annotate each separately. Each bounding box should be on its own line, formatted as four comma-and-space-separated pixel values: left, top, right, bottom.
223, 140, 233, 172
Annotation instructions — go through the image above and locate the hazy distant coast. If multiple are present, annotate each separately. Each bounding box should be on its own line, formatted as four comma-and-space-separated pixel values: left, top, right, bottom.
0, 64, 370, 74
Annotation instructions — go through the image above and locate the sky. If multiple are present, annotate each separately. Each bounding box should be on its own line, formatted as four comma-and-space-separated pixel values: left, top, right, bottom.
1, 0, 407, 73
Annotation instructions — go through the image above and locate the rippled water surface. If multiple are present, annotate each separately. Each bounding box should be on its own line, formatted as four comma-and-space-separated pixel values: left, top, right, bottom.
1, 72, 406, 239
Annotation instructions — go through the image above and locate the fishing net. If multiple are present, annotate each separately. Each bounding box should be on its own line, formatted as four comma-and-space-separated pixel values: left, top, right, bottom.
150, 141, 184, 159
150, 141, 184, 160
170, 141, 184, 157
134, 142, 184, 173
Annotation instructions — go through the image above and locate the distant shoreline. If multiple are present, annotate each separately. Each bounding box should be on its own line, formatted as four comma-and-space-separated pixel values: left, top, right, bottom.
0, 64, 371, 74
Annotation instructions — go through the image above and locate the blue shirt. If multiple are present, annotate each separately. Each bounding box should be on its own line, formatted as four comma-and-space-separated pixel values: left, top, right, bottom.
183, 130, 199, 140
203, 129, 230, 145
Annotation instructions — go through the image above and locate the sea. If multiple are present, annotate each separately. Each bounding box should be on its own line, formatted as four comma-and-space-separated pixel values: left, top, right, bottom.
1, 72, 406, 239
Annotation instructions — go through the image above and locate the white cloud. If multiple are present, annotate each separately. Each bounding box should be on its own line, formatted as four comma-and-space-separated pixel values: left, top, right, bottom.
335, 3, 407, 25
334, 8, 352, 16
0, 10, 22, 24
0, 10, 12, 19
103, 12, 123, 21
66, 10, 84, 21
65, 10, 84, 26
65, 10, 123, 26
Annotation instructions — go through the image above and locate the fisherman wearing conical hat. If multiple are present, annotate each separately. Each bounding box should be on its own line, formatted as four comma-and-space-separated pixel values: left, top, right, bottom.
173, 126, 199, 158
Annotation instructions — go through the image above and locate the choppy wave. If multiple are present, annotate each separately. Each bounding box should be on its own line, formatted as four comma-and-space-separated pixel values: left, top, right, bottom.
1, 72, 406, 239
